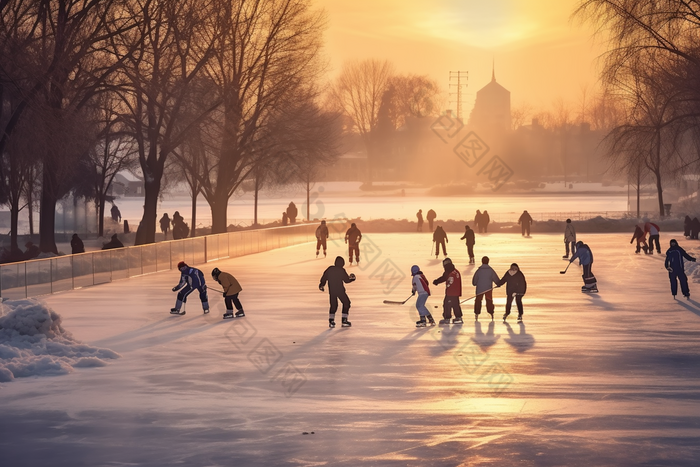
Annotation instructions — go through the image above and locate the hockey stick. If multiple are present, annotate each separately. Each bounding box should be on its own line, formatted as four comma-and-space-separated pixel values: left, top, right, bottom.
383, 294, 414, 305
560, 262, 572, 274
460, 287, 495, 304
208, 287, 224, 294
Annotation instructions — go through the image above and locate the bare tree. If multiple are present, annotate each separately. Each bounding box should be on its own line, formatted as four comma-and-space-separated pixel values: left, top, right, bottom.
330, 59, 394, 184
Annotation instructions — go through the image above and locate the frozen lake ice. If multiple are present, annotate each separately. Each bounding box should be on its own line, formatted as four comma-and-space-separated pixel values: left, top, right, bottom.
1, 231, 700, 466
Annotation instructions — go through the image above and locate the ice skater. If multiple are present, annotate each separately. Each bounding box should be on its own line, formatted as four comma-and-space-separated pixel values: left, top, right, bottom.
319, 256, 356, 328
630, 224, 649, 254
211, 267, 244, 319
433, 258, 463, 324
497, 263, 527, 323
460, 224, 476, 264
315, 220, 329, 258
427, 209, 437, 231
665, 239, 696, 300
171, 261, 209, 314
570, 241, 597, 293
411, 265, 435, 327
645, 221, 661, 254
563, 219, 576, 259
433, 225, 448, 258
518, 210, 533, 237
472, 256, 500, 320
345, 223, 362, 264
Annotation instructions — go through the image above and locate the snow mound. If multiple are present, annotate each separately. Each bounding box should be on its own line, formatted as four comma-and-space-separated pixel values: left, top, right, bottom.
0, 299, 120, 382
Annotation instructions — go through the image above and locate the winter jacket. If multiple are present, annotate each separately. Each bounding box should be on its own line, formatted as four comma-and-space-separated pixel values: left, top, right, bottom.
159, 215, 171, 231
571, 244, 593, 266
433, 226, 448, 242
460, 228, 475, 246
320, 257, 354, 293
216, 271, 242, 296
315, 224, 329, 240
102, 235, 124, 250
631, 225, 646, 243
426, 210, 436, 222
174, 267, 206, 290
433, 262, 462, 296
472, 264, 499, 294
497, 270, 527, 296
518, 212, 533, 225
416, 211, 424, 223
345, 226, 362, 245
411, 271, 431, 296
483, 212, 490, 225
564, 223, 576, 243
644, 222, 660, 236
665, 245, 696, 273
71, 235, 85, 254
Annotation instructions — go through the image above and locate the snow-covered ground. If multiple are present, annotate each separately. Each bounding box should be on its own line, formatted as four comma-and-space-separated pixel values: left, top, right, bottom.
2, 232, 700, 466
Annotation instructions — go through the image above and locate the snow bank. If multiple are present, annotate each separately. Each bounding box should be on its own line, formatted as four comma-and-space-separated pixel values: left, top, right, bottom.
0, 299, 119, 382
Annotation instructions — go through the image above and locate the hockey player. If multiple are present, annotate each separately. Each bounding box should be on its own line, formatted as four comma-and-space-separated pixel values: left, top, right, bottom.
432, 257, 463, 324
460, 224, 476, 264
630, 224, 649, 254
345, 223, 362, 264
665, 239, 696, 299
411, 265, 435, 327
433, 225, 448, 258
570, 241, 597, 292
563, 219, 576, 259
319, 256, 356, 328
497, 263, 527, 323
472, 256, 500, 320
518, 210, 533, 237
645, 221, 661, 254
211, 268, 244, 319
315, 220, 329, 258
171, 261, 209, 314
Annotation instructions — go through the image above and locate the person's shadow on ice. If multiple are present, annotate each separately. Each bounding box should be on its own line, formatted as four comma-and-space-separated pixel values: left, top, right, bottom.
471, 320, 499, 349
503, 322, 535, 353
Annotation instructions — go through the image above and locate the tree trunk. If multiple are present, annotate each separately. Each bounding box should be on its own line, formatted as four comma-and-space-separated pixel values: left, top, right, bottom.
654, 169, 664, 217
135, 177, 161, 245
191, 188, 197, 237
27, 185, 34, 236
306, 178, 310, 221
39, 169, 59, 254
636, 169, 641, 218
10, 198, 19, 252
253, 176, 259, 227
210, 192, 229, 234
98, 195, 106, 237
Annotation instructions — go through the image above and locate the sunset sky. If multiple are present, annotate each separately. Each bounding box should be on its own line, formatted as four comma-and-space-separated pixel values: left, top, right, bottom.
320, 0, 603, 115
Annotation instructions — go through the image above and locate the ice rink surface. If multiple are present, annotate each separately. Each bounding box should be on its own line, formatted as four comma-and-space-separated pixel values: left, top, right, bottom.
2, 232, 700, 466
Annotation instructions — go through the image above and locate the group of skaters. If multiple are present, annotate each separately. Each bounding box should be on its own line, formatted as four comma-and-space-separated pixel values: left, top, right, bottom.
169, 261, 245, 319
630, 222, 661, 254
159, 211, 190, 240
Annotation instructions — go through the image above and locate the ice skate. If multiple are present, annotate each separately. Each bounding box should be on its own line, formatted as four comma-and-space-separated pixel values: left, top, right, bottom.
517, 315, 523, 323
562, 255, 568, 259
416, 319, 427, 328
341, 318, 352, 327
223, 311, 234, 319
427, 317, 436, 326
685, 294, 691, 300
487, 311, 494, 321
235, 310, 245, 318
452, 317, 463, 324
203, 309, 209, 314
329, 319, 336, 328
502, 314, 508, 322
474, 314, 479, 321
438, 319, 451, 325
316, 251, 319, 258
170, 308, 185, 315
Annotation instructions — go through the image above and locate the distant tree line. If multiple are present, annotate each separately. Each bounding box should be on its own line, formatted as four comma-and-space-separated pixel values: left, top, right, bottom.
0, 0, 340, 253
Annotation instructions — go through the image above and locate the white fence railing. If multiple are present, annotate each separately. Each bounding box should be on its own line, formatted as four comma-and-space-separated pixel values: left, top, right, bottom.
0, 220, 350, 300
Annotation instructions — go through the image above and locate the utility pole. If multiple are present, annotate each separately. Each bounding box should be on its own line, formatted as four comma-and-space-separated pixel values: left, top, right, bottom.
449, 71, 468, 121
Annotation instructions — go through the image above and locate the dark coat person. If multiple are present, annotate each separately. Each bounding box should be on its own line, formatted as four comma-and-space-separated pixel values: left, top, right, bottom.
282, 212, 288, 226
102, 234, 124, 250
497, 263, 527, 321
665, 239, 696, 298
416, 209, 424, 232
319, 256, 356, 327
475, 210, 483, 233
482, 210, 491, 233
460, 225, 476, 263
433, 225, 448, 258
345, 223, 362, 264
518, 210, 533, 236
692, 217, 700, 240
71, 234, 85, 254
426, 209, 437, 231
159, 213, 171, 238
287, 202, 298, 224
110, 204, 121, 223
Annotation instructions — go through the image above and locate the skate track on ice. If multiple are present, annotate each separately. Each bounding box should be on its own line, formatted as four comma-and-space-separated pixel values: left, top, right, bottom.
1, 232, 700, 466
